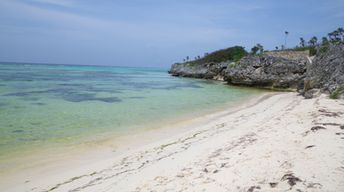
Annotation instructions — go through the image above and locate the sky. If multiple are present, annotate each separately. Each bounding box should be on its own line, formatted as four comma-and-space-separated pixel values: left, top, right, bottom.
0, 0, 343, 67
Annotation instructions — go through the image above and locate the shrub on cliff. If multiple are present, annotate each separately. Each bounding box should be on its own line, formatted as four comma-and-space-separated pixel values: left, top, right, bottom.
330, 86, 344, 99
187, 46, 247, 65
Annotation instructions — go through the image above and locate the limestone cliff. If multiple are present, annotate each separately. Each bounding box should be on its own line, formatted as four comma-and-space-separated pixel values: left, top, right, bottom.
303, 44, 344, 98
169, 50, 309, 89
224, 55, 308, 89
169, 46, 344, 98
169, 62, 228, 80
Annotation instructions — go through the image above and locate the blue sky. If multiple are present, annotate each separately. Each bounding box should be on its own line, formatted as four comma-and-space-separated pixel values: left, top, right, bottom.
0, 0, 343, 67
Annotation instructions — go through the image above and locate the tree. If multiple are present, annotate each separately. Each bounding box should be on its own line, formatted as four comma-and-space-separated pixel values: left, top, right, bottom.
308, 36, 318, 46
299, 37, 305, 47
338, 27, 344, 41
186, 56, 189, 61
330, 27, 344, 43
284, 31, 289, 49
275, 46, 279, 50
200, 46, 247, 63
251, 44, 264, 55
328, 28, 341, 43
321, 37, 329, 45
257, 44, 264, 54
251, 46, 259, 55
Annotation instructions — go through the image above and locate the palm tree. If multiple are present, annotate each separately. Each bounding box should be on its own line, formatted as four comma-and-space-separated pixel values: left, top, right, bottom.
308, 36, 318, 46
284, 31, 289, 49
251, 45, 259, 55
321, 37, 329, 45
338, 27, 344, 41
257, 44, 264, 54
251, 44, 264, 55
328, 29, 341, 43
299, 37, 305, 47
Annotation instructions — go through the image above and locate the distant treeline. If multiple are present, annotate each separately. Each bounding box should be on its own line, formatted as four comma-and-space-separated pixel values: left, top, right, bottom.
180, 27, 343, 64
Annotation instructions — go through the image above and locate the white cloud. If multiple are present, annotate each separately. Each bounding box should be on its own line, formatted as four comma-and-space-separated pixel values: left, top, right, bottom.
0, 0, 237, 45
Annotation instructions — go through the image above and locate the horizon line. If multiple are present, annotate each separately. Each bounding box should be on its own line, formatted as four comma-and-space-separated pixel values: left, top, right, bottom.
0, 61, 169, 70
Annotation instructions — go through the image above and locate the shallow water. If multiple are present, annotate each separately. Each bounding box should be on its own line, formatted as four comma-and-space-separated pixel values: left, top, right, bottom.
0, 63, 264, 160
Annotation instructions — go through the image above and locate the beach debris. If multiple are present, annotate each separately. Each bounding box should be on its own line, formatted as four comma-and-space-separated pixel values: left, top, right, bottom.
305, 145, 315, 149
319, 122, 340, 126
307, 182, 322, 189
303, 126, 326, 136
311, 126, 326, 132
176, 173, 184, 178
216, 123, 225, 128
318, 109, 342, 117
281, 173, 302, 187
269, 182, 278, 188
247, 185, 261, 192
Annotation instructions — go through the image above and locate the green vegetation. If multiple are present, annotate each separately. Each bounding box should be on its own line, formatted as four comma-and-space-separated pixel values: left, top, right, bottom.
202, 46, 247, 63
309, 47, 317, 56
328, 27, 344, 43
251, 44, 264, 55
319, 44, 329, 54
183, 46, 247, 65
179, 27, 343, 66
308, 36, 318, 46
330, 86, 344, 99
292, 27, 343, 56
299, 37, 305, 47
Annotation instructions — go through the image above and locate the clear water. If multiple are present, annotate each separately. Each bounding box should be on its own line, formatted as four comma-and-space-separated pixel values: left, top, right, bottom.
0, 63, 264, 160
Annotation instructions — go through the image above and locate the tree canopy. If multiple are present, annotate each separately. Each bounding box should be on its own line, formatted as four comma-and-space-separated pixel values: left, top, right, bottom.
185, 46, 248, 64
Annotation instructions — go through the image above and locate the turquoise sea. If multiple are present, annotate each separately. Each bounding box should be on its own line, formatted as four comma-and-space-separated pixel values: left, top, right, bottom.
0, 63, 263, 162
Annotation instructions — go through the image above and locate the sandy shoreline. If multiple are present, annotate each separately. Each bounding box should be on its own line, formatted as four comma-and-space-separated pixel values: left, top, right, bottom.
1, 92, 344, 191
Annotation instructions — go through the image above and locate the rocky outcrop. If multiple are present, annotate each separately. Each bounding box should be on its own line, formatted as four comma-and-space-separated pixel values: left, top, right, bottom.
169, 62, 228, 80
224, 55, 308, 89
303, 44, 344, 99
169, 46, 344, 99
169, 51, 309, 88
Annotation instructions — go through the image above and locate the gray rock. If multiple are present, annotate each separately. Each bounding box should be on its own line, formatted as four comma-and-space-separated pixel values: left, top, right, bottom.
224, 55, 308, 89
304, 44, 344, 98
168, 45, 344, 99
169, 62, 228, 80
304, 89, 321, 99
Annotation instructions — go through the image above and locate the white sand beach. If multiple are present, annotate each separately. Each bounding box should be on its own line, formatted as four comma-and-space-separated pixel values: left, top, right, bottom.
1, 92, 344, 192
